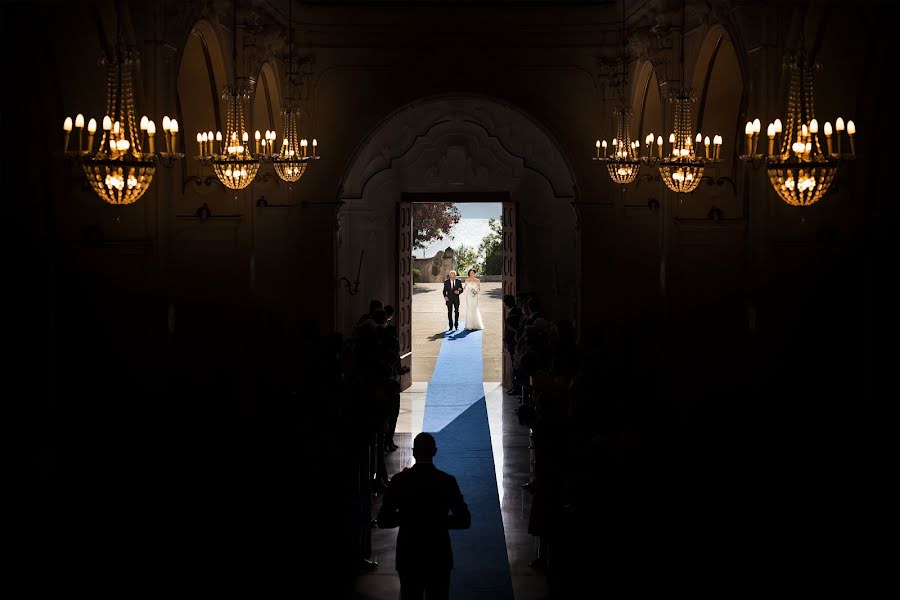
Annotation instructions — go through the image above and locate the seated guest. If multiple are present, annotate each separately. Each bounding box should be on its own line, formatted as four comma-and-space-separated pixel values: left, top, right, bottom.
358, 299, 383, 325
503, 294, 523, 394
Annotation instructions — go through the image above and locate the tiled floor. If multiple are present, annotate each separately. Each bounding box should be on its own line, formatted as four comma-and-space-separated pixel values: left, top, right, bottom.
354, 383, 548, 600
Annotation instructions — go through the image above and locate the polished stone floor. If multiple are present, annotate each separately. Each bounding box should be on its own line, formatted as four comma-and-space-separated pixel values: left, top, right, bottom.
354, 382, 548, 600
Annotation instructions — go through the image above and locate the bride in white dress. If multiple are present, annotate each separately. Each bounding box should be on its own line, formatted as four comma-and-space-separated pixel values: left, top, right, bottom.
463, 269, 484, 331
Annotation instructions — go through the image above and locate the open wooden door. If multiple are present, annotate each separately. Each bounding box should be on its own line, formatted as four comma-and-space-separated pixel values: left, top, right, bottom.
398, 201, 413, 391
502, 201, 516, 388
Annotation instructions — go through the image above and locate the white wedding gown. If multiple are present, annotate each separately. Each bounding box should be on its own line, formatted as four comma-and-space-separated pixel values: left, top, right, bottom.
463, 281, 484, 330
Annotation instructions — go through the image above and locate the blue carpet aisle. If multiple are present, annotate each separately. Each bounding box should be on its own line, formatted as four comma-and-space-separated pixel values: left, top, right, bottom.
423, 322, 514, 600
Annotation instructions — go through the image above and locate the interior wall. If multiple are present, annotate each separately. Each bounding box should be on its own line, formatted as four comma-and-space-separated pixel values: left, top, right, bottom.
9, 0, 892, 494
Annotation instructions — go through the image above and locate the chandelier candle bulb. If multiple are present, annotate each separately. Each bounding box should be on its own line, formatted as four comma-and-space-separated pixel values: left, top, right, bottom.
301, 138, 308, 157
714, 135, 722, 160
197, 132, 203, 157
704, 136, 711, 159
823, 122, 833, 155
767, 123, 775, 155
75, 113, 85, 152
835, 117, 844, 155
601, 139, 607, 157
215, 131, 222, 155
255, 130, 261, 154
87, 118, 97, 154
657, 135, 663, 158
752, 118, 761, 154
774, 118, 783, 153
745, 121, 753, 156
162, 121, 170, 153
847, 120, 856, 155
63, 117, 73, 152
170, 119, 179, 154
147, 120, 156, 154
596, 140, 600, 159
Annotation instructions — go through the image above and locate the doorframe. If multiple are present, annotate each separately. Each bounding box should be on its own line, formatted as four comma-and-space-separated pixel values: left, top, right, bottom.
400, 192, 515, 389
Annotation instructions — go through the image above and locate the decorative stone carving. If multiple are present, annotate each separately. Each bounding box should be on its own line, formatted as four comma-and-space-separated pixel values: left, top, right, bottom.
339, 94, 575, 201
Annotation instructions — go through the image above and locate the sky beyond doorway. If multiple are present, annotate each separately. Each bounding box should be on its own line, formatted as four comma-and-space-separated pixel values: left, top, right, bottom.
458, 202, 501, 218
414, 202, 501, 259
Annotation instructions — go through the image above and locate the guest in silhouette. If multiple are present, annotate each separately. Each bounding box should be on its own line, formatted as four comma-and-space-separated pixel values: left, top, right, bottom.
503, 294, 523, 394
376, 432, 471, 600
358, 299, 383, 325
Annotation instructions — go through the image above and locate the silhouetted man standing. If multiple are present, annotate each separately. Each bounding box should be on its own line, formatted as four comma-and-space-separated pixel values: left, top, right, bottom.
376, 432, 471, 600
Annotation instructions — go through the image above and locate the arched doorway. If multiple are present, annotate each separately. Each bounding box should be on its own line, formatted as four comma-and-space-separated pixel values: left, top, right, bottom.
336, 94, 579, 387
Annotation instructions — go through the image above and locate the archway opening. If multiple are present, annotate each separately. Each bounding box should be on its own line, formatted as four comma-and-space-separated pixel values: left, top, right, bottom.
408, 198, 504, 384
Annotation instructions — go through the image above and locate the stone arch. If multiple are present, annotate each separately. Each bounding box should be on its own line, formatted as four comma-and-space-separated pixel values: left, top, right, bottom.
632, 61, 663, 145
177, 20, 228, 136
336, 94, 579, 334
252, 61, 282, 136
692, 25, 743, 173
675, 25, 745, 215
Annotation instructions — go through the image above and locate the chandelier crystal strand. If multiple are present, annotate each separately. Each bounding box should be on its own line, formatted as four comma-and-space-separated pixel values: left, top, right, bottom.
64, 37, 182, 206
742, 46, 855, 207
273, 106, 308, 182
646, 0, 722, 194
592, 0, 640, 185
657, 93, 706, 193
268, 0, 318, 183
210, 83, 259, 190
195, 0, 261, 190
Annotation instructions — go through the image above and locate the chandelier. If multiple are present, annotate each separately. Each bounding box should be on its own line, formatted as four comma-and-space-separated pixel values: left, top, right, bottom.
643, 0, 722, 194
63, 32, 181, 205
265, 0, 319, 183
593, 0, 640, 185
740, 47, 855, 206
194, 0, 260, 190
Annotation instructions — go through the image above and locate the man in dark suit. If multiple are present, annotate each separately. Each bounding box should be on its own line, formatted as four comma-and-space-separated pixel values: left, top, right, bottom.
376, 432, 471, 600
442, 271, 463, 331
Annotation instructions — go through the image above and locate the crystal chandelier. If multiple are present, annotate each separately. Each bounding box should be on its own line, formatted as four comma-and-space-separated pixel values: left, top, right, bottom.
194, 0, 260, 190
270, 106, 317, 182
63, 28, 181, 205
593, 0, 640, 185
642, 0, 722, 194
265, 0, 319, 183
740, 47, 855, 207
